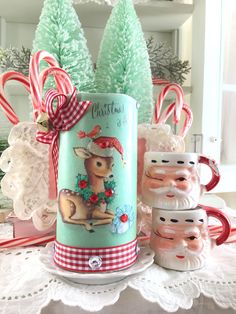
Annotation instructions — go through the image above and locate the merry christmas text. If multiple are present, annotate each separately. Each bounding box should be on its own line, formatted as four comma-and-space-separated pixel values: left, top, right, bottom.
92, 102, 125, 119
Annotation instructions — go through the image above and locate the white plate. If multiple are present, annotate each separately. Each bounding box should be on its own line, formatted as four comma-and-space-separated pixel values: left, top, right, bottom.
40, 242, 154, 285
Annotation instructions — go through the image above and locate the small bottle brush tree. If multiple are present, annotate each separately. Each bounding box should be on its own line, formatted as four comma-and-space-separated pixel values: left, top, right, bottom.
95, 0, 153, 123
33, 0, 95, 92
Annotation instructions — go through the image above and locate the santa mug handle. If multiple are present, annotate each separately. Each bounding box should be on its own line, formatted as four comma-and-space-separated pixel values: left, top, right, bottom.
199, 204, 231, 245
199, 155, 220, 192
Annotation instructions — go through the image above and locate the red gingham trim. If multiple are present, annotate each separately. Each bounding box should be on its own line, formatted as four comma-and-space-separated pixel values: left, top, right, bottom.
54, 239, 138, 272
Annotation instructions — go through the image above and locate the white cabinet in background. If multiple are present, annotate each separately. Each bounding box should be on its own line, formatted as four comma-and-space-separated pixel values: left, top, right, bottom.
191, 0, 236, 194
0, 0, 193, 138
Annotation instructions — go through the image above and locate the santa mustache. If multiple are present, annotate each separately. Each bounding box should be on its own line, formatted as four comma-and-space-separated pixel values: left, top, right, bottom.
148, 186, 192, 197
158, 245, 203, 256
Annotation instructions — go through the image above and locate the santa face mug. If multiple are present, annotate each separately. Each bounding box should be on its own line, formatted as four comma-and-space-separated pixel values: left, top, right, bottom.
141, 152, 220, 210
150, 206, 231, 271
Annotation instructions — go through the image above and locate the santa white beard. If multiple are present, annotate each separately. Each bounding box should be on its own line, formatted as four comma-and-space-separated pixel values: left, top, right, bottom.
155, 240, 210, 271
144, 185, 201, 210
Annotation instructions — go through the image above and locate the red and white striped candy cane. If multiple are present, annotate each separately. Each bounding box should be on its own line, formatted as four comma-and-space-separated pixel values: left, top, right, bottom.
152, 78, 170, 86
29, 51, 81, 199
29, 51, 60, 113
154, 83, 184, 124
29, 51, 74, 114
0, 234, 55, 250
159, 102, 193, 138
209, 225, 236, 244
39, 66, 73, 96
0, 71, 30, 124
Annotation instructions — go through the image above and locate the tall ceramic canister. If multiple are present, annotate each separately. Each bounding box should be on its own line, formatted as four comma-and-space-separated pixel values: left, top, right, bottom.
55, 92, 138, 272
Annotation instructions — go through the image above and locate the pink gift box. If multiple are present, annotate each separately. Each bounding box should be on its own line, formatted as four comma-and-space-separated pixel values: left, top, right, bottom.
7, 217, 55, 238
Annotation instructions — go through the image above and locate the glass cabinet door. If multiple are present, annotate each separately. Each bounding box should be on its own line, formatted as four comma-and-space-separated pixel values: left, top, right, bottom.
218, 0, 236, 192
221, 1, 236, 166
191, 0, 236, 193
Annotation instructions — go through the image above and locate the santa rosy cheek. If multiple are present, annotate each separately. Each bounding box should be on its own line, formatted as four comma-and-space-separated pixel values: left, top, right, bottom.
149, 182, 163, 189
176, 181, 192, 191
188, 239, 204, 252
143, 176, 163, 189
151, 237, 176, 250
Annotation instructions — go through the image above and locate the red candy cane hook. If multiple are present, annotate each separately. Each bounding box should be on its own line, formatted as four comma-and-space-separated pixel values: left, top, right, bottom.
153, 83, 184, 124
29, 51, 61, 113
39, 67, 73, 96
29, 51, 74, 116
0, 71, 30, 125
159, 103, 193, 138
29, 50, 82, 199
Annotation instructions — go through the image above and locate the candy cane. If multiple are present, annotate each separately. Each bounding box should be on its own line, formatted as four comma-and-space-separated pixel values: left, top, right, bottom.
159, 103, 193, 138
29, 51, 61, 112
0, 51, 74, 125
0, 234, 55, 250
209, 225, 236, 244
152, 78, 170, 86
29, 51, 74, 115
39, 67, 73, 96
0, 71, 30, 124
29, 51, 80, 200
154, 83, 184, 124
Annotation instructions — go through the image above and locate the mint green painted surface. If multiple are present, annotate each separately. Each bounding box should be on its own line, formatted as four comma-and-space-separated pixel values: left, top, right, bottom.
57, 93, 137, 248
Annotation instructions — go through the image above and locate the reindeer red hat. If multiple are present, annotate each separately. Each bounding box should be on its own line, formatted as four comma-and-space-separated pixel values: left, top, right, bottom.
88, 136, 124, 160
78, 126, 124, 160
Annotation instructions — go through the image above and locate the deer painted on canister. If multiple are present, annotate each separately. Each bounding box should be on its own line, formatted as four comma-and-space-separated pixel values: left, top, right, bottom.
59, 126, 124, 231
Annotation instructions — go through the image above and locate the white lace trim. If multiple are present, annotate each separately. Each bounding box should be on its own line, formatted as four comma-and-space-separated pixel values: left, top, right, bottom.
0, 244, 235, 313
0, 122, 57, 230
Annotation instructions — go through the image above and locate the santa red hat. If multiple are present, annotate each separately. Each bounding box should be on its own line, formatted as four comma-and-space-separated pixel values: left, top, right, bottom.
88, 136, 124, 160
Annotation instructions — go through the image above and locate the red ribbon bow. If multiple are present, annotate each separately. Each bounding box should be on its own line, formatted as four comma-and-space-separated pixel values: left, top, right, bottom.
36, 87, 91, 199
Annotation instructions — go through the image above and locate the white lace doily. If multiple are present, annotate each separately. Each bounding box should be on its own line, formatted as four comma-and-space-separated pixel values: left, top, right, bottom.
0, 122, 57, 231
40, 243, 154, 285
0, 243, 236, 314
